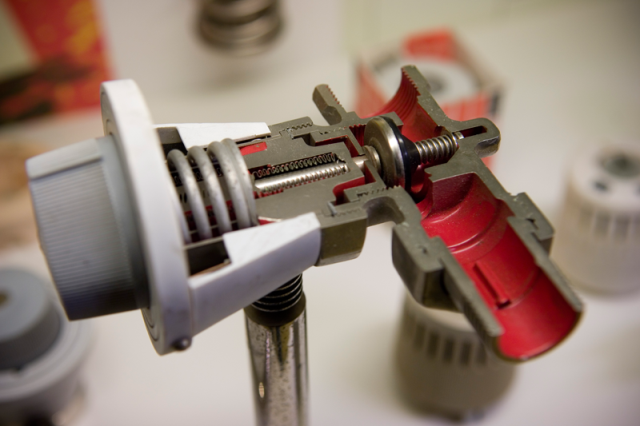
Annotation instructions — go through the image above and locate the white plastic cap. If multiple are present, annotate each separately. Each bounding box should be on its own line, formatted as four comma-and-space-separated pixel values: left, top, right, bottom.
395, 293, 515, 419
552, 142, 640, 294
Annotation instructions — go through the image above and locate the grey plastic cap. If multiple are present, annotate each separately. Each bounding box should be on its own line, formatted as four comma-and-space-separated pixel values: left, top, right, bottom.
27, 136, 148, 320
0, 270, 60, 370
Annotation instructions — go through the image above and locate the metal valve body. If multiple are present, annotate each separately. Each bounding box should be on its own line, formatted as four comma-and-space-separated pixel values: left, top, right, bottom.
26, 66, 582, 363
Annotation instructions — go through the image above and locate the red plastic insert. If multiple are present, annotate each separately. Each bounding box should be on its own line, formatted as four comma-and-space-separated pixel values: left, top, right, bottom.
369, 70, 578, 360
421, 174, 577, 360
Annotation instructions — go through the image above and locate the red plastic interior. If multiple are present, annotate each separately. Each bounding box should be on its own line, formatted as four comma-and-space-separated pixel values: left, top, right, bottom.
239, 141, 268, 156
421, 174, 577, 360
369, 70, 578, 360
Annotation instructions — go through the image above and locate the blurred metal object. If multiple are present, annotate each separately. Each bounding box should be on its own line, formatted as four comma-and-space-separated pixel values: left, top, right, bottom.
0, 269, 91, 425
198, 0, 283, 55
245, 274, 308, 426
395, 292, 516, 420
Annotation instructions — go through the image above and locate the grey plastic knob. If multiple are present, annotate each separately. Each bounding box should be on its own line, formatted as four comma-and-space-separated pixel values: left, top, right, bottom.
0, 268, 91, 425
26, 136, 148, 320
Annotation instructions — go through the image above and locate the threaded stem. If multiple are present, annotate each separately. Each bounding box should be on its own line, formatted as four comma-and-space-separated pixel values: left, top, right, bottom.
252, 274, 303, 313
414, 132, 462, 166
255, 161, 348, 195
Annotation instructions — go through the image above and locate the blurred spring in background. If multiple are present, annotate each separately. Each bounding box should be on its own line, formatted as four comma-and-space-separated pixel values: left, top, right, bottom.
198, 0, 284, 55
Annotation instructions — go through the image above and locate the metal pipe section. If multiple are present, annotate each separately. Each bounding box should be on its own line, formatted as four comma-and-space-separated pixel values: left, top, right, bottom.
244, 274, 307, 426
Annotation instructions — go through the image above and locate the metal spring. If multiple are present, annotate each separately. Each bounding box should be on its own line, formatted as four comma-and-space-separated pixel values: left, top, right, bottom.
252, 274, 303, 312
167, 138, 258, 243
414, 132, 464, 166
252, 152, 337, 179
255, 160, 349, 195
198, 0, 283, 56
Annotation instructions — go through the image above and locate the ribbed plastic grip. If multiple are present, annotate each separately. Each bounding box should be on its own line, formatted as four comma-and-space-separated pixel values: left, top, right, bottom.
27, 137, 146, 320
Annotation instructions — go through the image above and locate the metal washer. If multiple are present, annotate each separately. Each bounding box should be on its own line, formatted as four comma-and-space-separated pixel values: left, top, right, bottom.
364, 116, 407, 188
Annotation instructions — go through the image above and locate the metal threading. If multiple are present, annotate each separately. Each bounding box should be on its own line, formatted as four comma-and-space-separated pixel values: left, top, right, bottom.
414, 132, 464, 166
255, 161, 349, 195
252, 274, 303, 313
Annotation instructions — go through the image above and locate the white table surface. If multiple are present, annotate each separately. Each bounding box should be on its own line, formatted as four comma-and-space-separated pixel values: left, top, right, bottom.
1, 1, 639, 425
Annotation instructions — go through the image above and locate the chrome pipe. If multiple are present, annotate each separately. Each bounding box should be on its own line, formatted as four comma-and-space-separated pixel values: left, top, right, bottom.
244, 274, 307, 426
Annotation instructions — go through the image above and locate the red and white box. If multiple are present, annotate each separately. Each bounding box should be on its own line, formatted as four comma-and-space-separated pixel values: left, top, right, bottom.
355, 29, 502, 123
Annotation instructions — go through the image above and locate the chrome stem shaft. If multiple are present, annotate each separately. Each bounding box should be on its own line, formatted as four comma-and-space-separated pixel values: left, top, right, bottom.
244, 275, 308, 426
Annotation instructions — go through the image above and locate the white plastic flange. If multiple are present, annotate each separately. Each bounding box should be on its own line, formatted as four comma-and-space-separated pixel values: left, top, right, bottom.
101, 80, 192, 354
552, 142, 640, 294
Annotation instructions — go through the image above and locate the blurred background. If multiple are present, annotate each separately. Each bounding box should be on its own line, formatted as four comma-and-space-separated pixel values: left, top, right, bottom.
0, 0, 639, 425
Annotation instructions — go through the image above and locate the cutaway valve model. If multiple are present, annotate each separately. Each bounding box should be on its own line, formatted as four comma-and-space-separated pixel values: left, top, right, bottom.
26, 66, 582, 425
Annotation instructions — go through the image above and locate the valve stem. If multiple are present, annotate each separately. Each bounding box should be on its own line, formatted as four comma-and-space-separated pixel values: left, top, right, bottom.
255, 161, 349, 196
414, 132, 464, 166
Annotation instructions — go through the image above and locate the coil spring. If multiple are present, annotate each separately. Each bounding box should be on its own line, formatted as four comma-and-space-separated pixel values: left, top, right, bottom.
167, 138, 258, 243
414, 132, 464, 166
252, 274, 303, 312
